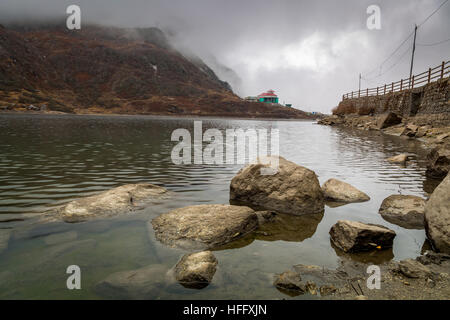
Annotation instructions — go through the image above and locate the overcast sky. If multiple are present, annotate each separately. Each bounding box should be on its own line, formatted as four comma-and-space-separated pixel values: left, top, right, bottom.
1, 0, 449, 113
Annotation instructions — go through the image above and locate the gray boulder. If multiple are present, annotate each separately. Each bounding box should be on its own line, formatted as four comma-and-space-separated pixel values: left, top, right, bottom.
424, 174, 450, 254
426, 147, 450, 179
151, 204, 258, 250
230, 156, 324, 215
329, 220, 396, 253
58, 183, 169, 222
321, 178, 370, 203
379, 195, 426, 229
174, 251, 218, 289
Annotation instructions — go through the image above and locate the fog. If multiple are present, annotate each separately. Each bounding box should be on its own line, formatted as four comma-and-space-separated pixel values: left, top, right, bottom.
1, 0, 449, 113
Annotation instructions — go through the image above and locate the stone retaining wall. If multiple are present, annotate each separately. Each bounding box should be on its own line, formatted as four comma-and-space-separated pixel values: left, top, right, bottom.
337, 79, 450, 125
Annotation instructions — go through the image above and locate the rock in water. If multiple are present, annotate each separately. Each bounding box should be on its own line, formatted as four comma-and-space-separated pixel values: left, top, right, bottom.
44, 231, 78, 245
95, 264, 168, 299
377, 112, 402, 129
174, 251, 218, 289
329, 220, 396, 253
58, 183, 169, 222
321, 179, 370, 203
0, 229, 12, 254
273, 270, 306, 294
151, 204, 258, 250
379, 195, 426, 229
230, 156, 324, 215
426, 147, 450, 179
424, 174, 450, 254
387, 154, 410, 164
395, 259, 432, 279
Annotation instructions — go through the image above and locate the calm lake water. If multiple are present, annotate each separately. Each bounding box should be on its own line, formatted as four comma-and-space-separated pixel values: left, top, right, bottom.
0, 113, 437, 299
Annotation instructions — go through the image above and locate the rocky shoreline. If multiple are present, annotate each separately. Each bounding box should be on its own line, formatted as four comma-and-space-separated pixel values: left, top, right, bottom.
1, 143, 449, 299
318, 113, 450, 179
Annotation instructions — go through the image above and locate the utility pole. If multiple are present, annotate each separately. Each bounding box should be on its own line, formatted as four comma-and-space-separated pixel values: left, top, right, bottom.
409, 24, 418, 89
359, 73, 361, 91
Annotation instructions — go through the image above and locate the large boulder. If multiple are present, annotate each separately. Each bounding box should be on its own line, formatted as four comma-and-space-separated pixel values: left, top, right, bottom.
321, 179, 370, 203
426, 147, 450, 179
424, 174, 450, 254
329, 220, 396, 253
230, 156, 324, 215
58, 183, 169, 222
95, 264, 168, 299
377, 112, 402, 129
151, 204, 258, 250
379, 195, 426, 229
174, 251, 218, 289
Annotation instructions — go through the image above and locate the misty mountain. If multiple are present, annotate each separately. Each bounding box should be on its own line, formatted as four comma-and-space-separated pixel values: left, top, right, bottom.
0, 24, 311, 118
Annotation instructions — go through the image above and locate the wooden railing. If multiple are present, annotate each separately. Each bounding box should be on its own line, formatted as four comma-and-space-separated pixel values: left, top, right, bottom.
342, 60, 449, 100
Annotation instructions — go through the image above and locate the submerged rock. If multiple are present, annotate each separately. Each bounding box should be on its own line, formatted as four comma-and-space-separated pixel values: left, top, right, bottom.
321, 179, 370, 203
424, 174, 450, 254
151, 204, 258, 250
174, 251, 218, 289
426, 147, 450, 179
44, 231, 78, 245
230, 156, 324, 215
58, 183, 169, 222
273, 270, 306, 294
329, 220, 396, 253
95, 264, 168, 299
387, 154, 411, 164
0, 229, 12, 254
379, 195, 426, 229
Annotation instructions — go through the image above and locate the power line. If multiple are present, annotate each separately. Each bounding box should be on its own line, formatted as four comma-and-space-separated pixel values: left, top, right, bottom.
361, 0, 449, 80
417, 37, 450, 46
417, 0, 449, 27
362, 45, 411, 81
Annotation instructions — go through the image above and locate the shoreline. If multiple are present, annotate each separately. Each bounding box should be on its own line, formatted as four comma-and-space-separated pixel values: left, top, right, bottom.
0, 110, 318, 122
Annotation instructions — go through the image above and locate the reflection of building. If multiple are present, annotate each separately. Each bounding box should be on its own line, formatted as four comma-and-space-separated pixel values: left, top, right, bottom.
257, 89, 279, 104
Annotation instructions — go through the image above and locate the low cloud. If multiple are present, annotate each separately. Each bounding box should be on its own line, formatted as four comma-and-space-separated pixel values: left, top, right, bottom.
0, 0, 449, 112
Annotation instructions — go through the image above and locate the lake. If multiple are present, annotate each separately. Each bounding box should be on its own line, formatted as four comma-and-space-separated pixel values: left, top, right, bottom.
0, 113, 436, 299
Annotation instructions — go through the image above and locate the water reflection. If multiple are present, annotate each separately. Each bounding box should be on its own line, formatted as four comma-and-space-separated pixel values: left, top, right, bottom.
0, 114, 434, 299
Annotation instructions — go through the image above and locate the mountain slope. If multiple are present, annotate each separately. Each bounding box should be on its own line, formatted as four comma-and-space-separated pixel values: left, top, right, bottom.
0, 24, 311, 119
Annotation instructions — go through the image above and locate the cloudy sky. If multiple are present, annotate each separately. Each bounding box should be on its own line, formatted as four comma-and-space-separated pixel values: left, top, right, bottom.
1, 0, 449, 113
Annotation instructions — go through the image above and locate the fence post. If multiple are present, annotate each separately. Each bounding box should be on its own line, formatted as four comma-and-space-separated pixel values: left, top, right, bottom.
412, 75, 415, 89
441, 61, 445, 80
384, 84, 386, 95
391, 82, 394, 92
428, 68, 431, 84
376, 87, 379, 96
351, 91, 353, 99
400, 79, 403, 91
358, 89, 360, 98
366, 88, 368, 97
